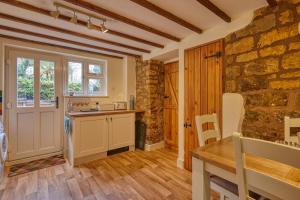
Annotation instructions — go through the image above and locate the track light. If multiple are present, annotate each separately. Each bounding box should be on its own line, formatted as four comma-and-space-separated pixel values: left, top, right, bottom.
50, 6, 60, 19
100, 22, 109, 33
87, 17, 93, 29
70, 10, 78, 24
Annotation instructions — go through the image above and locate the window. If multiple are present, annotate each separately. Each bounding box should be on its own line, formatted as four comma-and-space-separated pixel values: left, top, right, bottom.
40, 60, 55, 107
66, 59, 107, 96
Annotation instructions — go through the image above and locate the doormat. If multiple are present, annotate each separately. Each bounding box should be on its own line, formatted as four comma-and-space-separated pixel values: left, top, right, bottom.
8, 154, 65, 177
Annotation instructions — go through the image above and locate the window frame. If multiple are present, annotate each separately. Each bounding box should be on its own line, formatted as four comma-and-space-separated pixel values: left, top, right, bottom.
64, 57, 107, 97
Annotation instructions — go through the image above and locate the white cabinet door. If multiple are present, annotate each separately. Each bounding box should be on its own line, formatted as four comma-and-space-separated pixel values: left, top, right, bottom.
109, 113, 135, 150
75, 116, 108, 157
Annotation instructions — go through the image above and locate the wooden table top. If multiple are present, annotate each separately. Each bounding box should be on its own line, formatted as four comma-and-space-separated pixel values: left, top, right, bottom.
191, 137, 300, 188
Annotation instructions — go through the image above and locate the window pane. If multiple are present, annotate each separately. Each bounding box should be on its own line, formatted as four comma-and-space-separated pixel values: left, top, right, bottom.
40, 60, 55, 106
17, 57, 34, 107
88, 64, 102, 74
88, 78, 104, 95
68, 62, 83, 95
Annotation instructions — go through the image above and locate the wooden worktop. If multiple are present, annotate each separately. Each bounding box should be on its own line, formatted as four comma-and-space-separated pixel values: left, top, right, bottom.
66, 109, 144, 118
191, 137, 300, 187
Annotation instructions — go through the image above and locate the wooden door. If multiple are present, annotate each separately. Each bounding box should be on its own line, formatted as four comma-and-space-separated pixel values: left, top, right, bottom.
184, 40, 223, 170
109, 113, 135, 150
8, 49, 63, 161
164, 62, 179, 150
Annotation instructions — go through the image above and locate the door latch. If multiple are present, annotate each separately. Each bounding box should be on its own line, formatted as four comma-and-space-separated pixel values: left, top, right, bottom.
184, 122, 192, 128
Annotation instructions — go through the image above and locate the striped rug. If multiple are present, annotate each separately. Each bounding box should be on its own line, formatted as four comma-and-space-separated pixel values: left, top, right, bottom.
8, 154, 65, 177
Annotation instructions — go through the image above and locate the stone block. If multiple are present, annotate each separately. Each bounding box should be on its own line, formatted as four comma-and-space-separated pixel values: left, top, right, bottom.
225, 80, 236, 92
289, 0, 300, 4
239, 77, 268, 92
225, 37, 254, 55
280, 71, 300, 78
289, 42, 300, 51
225, 56, 235, 65
258, 24, 298, 47
279, 10, 294, 25
225, 66, 241, 79
270, 79, 300, 89
236, 51, 258, 62
259, 45, 286, 57
282, 51, 300, 69
235, 14, 276, 38
244, 58, 279, 76
246, 92, 288, 107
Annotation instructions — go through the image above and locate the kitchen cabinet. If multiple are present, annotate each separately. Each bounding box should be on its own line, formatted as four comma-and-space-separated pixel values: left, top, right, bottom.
67, 112, 135, 166
109, 114, 135, 150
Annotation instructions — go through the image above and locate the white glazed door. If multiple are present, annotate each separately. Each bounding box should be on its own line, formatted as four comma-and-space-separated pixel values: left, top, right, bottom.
109, 113, 135, 150
8, 50, 63, 161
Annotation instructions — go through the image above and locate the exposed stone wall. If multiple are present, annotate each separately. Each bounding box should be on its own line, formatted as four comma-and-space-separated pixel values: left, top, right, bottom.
224, 0, 300, 141
136, 59, 164, 144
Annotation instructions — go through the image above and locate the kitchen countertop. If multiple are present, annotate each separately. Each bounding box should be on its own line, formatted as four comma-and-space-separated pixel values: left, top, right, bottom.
66, 109, 145, 118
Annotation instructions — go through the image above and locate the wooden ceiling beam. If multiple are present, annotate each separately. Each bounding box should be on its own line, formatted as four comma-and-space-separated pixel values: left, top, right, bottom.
128, 0, 202, 34
0, 0, 164, 49
0, 12, 150, 53
195, 0, 231, 22
0, 34, 123, 59
266, 0, 278, 7
62, 0, 181, 42
0, 24, 140, 57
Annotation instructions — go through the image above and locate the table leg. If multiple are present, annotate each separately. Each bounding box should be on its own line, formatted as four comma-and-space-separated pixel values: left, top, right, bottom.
192, 157, 211, 200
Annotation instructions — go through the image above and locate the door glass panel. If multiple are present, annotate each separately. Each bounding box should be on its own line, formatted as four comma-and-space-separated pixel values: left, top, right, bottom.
17, 57, 34, 107
68, 62, 83, 95
40, 60, 55, 107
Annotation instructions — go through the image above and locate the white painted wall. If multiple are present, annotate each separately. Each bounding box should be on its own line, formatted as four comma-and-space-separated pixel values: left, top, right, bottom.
143, 11, 255, 168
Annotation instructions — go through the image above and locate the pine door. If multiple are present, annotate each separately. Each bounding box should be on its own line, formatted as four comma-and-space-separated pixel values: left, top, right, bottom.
164, 62, 179, 150
184, 40, 223, 170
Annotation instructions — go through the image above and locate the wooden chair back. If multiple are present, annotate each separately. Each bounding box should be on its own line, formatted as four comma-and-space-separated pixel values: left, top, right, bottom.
284, 116, 300, 144
233, 132, 300, 200
195, 113, 220, 147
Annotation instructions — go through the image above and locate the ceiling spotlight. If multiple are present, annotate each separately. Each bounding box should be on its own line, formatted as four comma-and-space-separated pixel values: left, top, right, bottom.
87, 17, 94, 29
70, 10, 78, 24
50, 6, 60, 19
100, 22, 109, 33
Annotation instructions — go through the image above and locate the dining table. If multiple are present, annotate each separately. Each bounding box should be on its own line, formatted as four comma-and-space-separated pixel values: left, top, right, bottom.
191, 136, 300, 200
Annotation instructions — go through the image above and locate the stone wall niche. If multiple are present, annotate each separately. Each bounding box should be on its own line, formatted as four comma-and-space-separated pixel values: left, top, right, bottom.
136, 59, 164, 145
224, 0, 300, 141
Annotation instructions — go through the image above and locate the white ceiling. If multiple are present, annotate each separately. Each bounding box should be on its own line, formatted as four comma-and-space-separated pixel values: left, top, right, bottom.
0, 0, 268, 58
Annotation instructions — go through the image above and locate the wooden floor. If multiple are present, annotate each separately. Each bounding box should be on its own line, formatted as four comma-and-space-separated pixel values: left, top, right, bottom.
0, 149, 193, 200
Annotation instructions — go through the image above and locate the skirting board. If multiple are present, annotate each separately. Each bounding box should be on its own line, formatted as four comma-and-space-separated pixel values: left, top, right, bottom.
177, 158, 184, 169
144, 141, 164, 151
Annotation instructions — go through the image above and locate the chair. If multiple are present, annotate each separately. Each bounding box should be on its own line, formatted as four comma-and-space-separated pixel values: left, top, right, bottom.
222, 93, 245, 139
233, 132, 300, 200
284, 116, 300, 144
195, 113, 238, 200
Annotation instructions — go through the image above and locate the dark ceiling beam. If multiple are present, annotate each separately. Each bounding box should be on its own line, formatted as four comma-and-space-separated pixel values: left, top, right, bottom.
0, 25, 140, 57
0, 34, 123, 59
0, 0, 164, 48
128, 0, 202, 34
195, 0, 231, 22
266, 0, 277, 7
0, 12, 150, 53
62, 0, 181, 42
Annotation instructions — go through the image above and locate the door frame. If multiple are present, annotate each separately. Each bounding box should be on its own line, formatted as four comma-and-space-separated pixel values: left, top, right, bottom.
5, 47, 64, 164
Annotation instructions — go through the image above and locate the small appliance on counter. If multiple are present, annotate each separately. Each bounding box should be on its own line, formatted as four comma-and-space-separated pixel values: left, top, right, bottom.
114, 101, 127, 110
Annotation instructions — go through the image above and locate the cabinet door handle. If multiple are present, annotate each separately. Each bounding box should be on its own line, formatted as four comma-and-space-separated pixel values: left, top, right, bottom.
110, 117, 112, 122
106, 117, 108, 122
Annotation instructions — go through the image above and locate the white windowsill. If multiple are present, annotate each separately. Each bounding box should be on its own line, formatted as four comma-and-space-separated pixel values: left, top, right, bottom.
64, 95, 109, 98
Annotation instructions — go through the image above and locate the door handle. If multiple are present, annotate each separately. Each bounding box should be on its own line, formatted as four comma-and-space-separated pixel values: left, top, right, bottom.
110, 117, 112, 122
55, 96, 59, 109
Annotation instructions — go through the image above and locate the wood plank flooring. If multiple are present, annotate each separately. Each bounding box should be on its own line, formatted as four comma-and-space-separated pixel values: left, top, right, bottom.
0, 149, 193, 200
